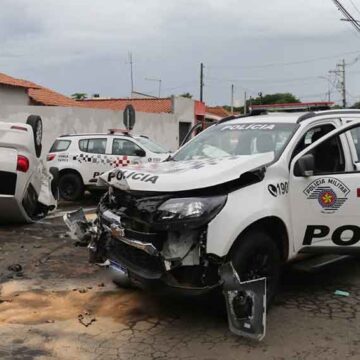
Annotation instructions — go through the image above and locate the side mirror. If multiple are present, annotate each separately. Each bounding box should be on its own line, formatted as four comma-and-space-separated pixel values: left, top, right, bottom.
135, 149, 146, 157
294, 153, 315, 177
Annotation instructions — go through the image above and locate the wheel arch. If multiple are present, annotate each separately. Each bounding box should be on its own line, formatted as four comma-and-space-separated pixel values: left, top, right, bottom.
59, 168, 84, 183
227, 216, 289, 262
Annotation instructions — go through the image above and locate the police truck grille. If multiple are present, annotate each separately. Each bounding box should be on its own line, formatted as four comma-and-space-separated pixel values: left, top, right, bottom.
106, 237, 165, 278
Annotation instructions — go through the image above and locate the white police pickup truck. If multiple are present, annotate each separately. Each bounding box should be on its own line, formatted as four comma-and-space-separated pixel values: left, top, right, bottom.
65, 109, 360, 339
48, 130, 170, 201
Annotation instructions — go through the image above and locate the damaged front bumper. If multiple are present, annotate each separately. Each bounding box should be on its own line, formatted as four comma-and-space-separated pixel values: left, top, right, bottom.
64, 206, 221, 295
64, 203, 267, 340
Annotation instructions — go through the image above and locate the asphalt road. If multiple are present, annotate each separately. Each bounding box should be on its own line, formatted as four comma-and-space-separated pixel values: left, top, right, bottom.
1, 201, 360, 360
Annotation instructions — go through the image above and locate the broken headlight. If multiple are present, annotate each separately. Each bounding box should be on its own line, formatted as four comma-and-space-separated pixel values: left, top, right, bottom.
155, 195, 227, 228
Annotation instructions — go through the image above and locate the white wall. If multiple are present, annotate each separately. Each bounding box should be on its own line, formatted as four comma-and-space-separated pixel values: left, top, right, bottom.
0, 85, 29, 106
0, 104, 193, 159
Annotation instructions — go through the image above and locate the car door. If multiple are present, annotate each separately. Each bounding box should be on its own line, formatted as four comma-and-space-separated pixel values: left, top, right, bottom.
109, 138, 146, 168
289, 120, 360, 254
78, 137, 108, 184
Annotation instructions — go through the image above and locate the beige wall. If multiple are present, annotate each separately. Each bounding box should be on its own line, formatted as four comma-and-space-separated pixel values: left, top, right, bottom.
0, 103, 193, 159
0, 85, 29, 106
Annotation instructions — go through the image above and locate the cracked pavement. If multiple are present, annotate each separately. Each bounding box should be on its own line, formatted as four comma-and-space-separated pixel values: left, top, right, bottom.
1, 202, 360, 359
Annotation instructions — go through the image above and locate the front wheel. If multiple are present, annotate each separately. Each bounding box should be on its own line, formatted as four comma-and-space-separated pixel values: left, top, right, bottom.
58, 173, 84, 201
231, 230, 281, 306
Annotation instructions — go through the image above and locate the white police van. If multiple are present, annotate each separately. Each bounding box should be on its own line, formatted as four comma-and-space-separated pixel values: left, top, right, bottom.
65, 110, 360, 339
48, 129, 170, 201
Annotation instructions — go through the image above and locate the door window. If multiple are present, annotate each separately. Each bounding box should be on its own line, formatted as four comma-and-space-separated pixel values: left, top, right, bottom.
291, 124, 335, 160
79, 138, 107, 154
112, 139, 142, 156
311, 133, 345, 174
350, 127, 360, 161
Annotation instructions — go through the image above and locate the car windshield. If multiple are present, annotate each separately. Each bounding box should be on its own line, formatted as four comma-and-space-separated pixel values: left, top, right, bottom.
173, 122, 297, 161
136, 137, 169, 154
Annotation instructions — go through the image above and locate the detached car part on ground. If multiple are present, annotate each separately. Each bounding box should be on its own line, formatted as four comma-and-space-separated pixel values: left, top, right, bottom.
65, 110, 360, 340
0, 115, 57, 223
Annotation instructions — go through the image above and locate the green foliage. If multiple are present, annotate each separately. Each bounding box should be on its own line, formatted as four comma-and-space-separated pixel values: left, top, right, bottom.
351, 101, 360, 109
249, 93, 300, 105
179, 92, 193, 99
71, 93, 88, 100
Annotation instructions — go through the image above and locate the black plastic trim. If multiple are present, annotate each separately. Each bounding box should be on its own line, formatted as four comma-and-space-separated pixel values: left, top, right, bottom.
299, 246, 360, 255
0, 171, 17, 195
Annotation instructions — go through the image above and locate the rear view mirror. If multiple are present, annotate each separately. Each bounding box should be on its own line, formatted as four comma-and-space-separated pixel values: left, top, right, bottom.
294, 154, 315, 177
135, 149, 146, 157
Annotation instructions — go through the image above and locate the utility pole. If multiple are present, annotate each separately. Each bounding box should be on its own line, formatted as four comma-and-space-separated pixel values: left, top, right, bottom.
243, 92, 247, 114
129, 52, 134, 94
341, 59, 346, 108
200, 63, 204, 102
330, 59, 346, 108
230, 84, 234, 114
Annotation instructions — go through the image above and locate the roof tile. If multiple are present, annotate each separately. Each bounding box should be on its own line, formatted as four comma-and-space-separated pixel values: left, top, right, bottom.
81, 98, 173, 113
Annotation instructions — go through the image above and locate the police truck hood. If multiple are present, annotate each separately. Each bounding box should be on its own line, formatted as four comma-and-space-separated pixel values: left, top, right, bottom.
98, 153, 274, 192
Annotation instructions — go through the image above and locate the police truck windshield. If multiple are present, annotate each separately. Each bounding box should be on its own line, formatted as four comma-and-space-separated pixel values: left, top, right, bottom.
173, 122, 297, 161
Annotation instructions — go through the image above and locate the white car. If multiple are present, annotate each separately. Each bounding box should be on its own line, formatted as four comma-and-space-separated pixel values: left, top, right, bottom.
65, 109, 360, 339
47, 130, 170, 201
0, 115, 57, 223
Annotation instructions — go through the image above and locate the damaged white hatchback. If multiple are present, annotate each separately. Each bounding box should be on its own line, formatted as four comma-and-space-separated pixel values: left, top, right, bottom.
65, 109, 360, 339
0, 115, 57, 223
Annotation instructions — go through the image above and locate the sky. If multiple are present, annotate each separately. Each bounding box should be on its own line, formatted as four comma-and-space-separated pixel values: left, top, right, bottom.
1, 0, 360, 106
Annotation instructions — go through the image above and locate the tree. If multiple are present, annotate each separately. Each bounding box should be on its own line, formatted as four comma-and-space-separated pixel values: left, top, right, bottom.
249, 93, 300, 106
351, 101, 360, 109
222, 93, 300, 114
71, 93, 88, 100
179, 92, 193, 99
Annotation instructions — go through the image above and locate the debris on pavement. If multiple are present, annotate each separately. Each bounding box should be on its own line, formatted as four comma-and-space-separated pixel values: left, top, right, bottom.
334, 290, 350, 297
8, 264, 22, 272
0, 298, 13, 304
78, 310, 96, 327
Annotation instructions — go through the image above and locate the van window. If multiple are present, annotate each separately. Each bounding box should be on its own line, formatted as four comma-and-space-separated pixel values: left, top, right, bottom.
79, 138, 107, 154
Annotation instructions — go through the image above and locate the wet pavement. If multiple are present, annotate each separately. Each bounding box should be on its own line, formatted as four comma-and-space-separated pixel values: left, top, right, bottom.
1, 201, 360, 359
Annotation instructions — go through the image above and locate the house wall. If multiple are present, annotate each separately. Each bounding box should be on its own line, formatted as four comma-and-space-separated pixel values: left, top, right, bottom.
0, 85, 29, 106
0, 103, 194, 159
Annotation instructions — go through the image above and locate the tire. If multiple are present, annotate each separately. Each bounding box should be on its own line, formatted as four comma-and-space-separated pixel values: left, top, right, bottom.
58, 173, 84, 201
26, 115, 43, 158
231, 230, 281, 306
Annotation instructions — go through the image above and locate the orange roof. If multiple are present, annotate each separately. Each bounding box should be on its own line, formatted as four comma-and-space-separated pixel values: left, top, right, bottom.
0, 72, 39, 89
28, 87, 80, 107
0, 71, 81, 107
81, 98, 173, 114
206, 106, 231, 118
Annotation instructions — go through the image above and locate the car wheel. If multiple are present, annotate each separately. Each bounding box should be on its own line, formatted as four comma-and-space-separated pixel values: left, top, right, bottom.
58, 173, 84, 201
26, 115, 43, 158
231, 230, 281, 306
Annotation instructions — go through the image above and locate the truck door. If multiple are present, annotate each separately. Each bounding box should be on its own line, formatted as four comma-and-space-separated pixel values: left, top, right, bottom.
109, 138, 146, 168
78, 137, 108, 184
289, 120, 360, 254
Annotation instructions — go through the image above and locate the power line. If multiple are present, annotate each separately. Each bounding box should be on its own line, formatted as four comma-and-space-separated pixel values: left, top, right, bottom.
208, 49, 360, 69
349, 0, 360, 17
332, 0, 360, 35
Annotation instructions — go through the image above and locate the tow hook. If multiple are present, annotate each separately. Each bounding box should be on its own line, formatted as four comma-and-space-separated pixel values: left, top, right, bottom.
219, 262, 267, 341
63, 208, 97, 247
